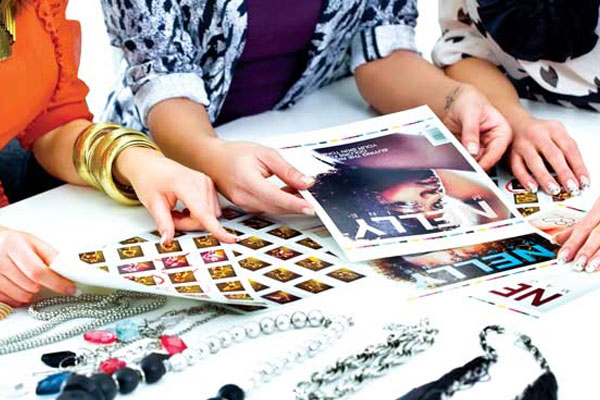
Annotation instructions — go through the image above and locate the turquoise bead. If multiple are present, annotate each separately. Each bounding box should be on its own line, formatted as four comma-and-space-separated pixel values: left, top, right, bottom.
115, 320, 141, 342
36, 372, 72, 395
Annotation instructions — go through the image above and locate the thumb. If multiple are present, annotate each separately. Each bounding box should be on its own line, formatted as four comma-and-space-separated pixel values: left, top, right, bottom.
29, 235, 59, 265
145, 197, 176, 246
458, 110, 481, 157
262, 149, 315, 189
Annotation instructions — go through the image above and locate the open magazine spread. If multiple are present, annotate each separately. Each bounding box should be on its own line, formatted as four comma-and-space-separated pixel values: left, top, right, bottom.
275, 106, 534, 261
51, 209, 367, 309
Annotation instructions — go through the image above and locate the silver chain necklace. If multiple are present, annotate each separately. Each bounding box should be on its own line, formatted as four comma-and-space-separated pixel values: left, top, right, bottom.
0, 291, 167, 355
295, 319, 438, 400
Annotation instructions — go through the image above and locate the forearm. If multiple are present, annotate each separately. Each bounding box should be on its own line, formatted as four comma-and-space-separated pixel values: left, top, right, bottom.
445, 58, 530, 126
147, 98, 220, 173
355, 50, 460, 118
31, 119, 164, 188
31, 119, 91, 186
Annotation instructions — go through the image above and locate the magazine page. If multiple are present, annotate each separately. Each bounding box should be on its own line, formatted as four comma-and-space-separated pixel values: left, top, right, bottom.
489, 165, 592, 217
368, 232, 558, 297
274, 106, 534, 261
50, 208, 368, 308
468, 264, 600, 318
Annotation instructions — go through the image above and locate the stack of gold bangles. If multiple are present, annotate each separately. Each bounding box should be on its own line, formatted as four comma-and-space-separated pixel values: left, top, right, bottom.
0, 302, 12, 320
73, 123, 161, 205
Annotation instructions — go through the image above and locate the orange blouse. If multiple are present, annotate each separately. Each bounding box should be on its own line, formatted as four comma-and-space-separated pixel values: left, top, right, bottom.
0, 0, 93, 206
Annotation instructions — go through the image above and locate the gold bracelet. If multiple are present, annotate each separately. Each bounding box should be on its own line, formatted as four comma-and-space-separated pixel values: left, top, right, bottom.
73, 123, 120, 188
86, 127, 146, 186
74, 123, 163, 205
94, 136, 161, 205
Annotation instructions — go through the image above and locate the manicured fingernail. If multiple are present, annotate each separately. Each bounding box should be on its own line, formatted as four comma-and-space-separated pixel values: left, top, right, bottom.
160, 232, 170, 246
557, 249, 569, 264
302, 207, 315, 216
68, 287, 79, 296
573, 256, 587, 272
586, 258, 600, 273
580, 176, 590, 189
567, 179, 580, 196
467, 142, 479, 155
301, 176, 315, 185
547, 182, 561, 195
527, 182, 538, 194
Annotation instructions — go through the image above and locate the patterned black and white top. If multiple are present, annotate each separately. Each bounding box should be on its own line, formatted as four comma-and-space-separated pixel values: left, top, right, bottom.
100, 0, 419, 131
433, 0, 600, 112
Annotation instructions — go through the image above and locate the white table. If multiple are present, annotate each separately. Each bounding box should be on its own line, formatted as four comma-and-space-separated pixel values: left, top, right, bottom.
1, 78, 600, 400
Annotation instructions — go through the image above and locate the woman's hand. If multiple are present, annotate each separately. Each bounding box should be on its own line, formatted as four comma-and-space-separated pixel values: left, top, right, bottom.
116, 147, 237, 245
443, 84, 513, 171
509, 116, 589, 195
554, 198, 600, 273
0, 228, 76, 306
198, 139, 316, 215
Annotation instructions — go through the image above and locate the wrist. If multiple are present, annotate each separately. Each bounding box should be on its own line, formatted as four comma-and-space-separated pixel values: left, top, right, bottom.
115, 147, 164, 186
193, 136, 227, 174
441, 82, 470, 119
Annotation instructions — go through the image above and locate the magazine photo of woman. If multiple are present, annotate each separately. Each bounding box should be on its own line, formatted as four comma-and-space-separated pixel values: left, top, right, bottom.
310, 132, 513, 241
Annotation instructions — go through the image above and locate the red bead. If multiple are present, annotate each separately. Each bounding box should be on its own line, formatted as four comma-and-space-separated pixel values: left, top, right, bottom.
99, 358, 126, 375
83, 330, 117, 344
160, 335, 187, 355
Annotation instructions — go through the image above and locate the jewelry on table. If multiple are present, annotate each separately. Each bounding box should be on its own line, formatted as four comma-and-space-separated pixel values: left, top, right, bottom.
295, 319, 438, 400
32, 305, 228, 397
0, 290, 167, 355
0, 301, 13, 320
50, 310, 351, 400
396, 325, 557, 400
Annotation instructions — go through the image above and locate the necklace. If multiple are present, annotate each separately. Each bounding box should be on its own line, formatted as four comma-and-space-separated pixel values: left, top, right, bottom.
295, 319, 438, 400
396, 325, 557, 400
0, 291, 167, 355
0, 0, 16, 61
49, 310, 351, 400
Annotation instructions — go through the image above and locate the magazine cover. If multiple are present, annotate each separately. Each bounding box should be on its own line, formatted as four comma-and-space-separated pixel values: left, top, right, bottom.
275, 106, 534, 261
370, 232, 558, 295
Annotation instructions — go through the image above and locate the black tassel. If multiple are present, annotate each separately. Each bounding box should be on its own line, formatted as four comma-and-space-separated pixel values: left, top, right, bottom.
397, 356, 490, 400
521, 371, 558, 400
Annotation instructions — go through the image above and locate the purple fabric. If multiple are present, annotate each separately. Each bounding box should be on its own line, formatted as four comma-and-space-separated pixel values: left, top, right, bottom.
217, 0, 323, 125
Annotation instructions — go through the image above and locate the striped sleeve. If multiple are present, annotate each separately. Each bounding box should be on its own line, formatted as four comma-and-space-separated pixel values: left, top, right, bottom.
351, 0, 419, 72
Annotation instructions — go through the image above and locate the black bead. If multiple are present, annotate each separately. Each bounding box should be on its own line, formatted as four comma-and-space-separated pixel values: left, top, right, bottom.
62, 375, 104, 400
140, 353, 168, 384
41, 351, 76, 368
57, 390, 95, 400
90, 374, 117, 400
218, 384, 245, 400
113, 367, 140, 394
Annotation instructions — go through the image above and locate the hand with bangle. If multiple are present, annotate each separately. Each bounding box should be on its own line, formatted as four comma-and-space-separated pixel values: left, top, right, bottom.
72, 123, 237, 246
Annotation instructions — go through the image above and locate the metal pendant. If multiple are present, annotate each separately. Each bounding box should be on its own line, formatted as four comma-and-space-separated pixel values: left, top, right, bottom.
0, 26, 11, 62
0, 3, 15, 62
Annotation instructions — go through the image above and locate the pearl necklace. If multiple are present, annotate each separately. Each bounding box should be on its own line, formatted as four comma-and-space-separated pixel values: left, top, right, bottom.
51, 310, 352, 400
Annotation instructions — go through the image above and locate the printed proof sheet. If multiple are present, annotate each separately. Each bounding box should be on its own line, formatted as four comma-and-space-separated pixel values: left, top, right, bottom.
52, 208, 367, 309
275, 106, 533, 261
